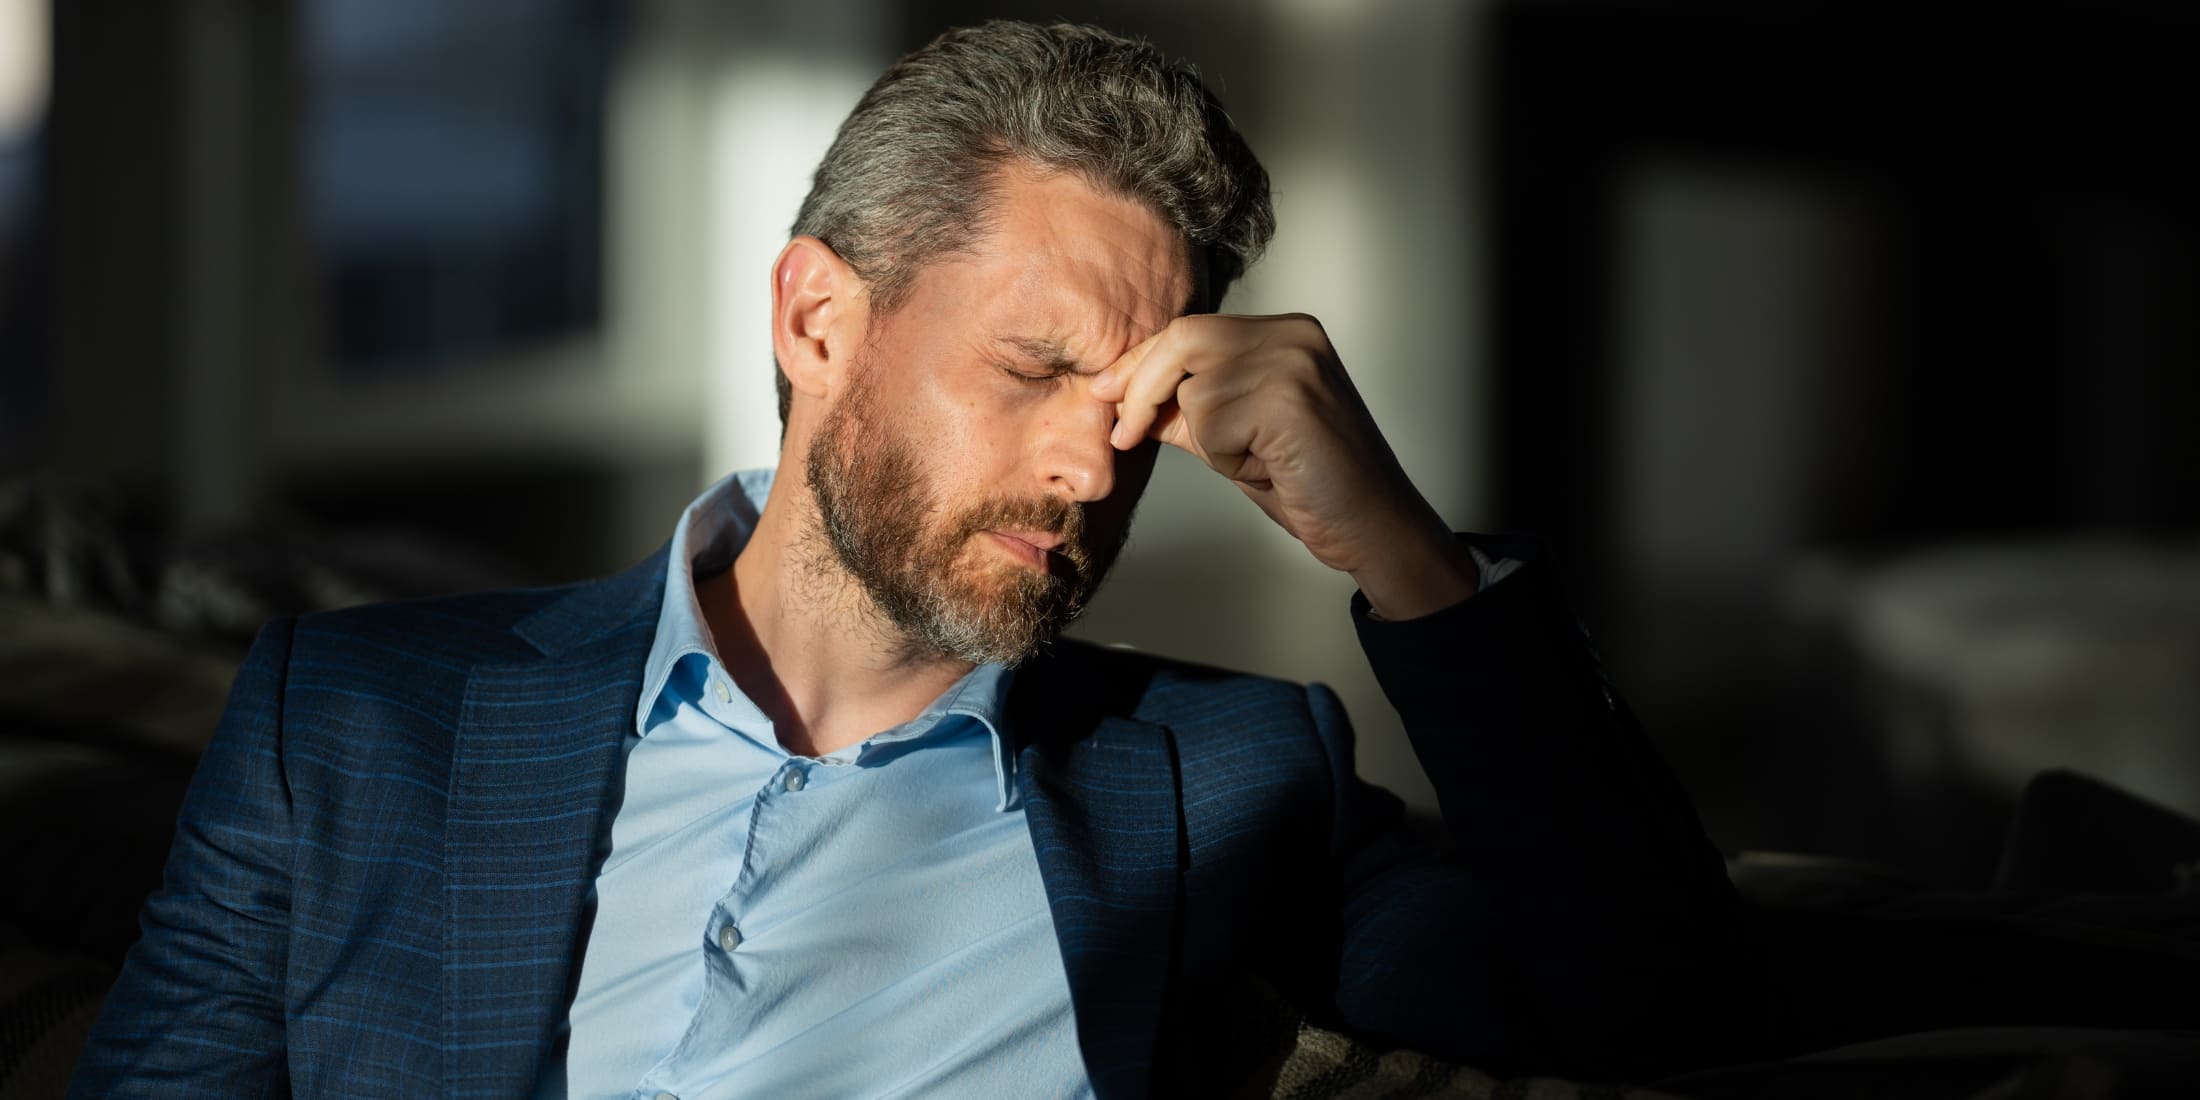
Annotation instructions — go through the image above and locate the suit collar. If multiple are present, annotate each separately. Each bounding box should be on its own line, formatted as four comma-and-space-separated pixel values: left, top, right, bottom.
486, 571, 1189, 1099
513, 543, 670, 657
1010, 644, 1182, 1100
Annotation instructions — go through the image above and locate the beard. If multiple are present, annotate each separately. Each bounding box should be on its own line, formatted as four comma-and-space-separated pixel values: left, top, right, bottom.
804, 361, 1129, 666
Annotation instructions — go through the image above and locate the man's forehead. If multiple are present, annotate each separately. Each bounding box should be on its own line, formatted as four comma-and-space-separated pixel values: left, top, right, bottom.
969, 169, 1195, 322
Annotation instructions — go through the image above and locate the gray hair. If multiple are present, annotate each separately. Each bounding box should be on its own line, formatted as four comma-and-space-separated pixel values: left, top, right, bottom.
777, 20, 1275, 425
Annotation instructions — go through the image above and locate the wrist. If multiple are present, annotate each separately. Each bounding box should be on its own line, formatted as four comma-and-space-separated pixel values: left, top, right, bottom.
1351, 524, 1477, 621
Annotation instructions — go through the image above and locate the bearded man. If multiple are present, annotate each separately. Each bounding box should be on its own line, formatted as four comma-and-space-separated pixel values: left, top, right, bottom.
73, 21, 1758, 1100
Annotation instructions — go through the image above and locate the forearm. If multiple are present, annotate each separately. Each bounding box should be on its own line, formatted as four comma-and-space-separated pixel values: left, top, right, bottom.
1351, 542, 1767, 1079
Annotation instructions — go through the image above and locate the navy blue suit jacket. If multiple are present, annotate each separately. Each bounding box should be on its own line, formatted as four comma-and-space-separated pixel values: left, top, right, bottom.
73, 539, 1757, 1098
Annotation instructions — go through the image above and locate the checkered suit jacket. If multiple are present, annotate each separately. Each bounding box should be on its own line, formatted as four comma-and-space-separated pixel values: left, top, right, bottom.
71, 539, 1756, 1098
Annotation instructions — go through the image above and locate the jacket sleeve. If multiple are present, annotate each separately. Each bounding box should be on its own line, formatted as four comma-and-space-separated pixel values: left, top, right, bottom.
1318, 539, 1765, 1081
71, 618, 297, 1099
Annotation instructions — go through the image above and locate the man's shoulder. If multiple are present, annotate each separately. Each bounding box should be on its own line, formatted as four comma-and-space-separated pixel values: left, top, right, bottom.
1024, 636, 1323, 732
254, 585, 593, 752
284, 546, 669, 671
1022, 639, 1345, 812
287, 582, 575, 667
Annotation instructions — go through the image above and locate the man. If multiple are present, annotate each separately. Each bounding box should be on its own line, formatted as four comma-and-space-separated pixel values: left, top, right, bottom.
74, 21, 1756, 1099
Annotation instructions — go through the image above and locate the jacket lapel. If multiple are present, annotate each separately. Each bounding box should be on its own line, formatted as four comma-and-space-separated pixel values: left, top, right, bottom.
1012, 652, 1184, 1100
443, 549, 666, 1097
436, 551, 1186, 1097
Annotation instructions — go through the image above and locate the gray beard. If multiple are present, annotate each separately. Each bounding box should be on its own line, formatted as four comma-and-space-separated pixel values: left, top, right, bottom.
802, 373, 1121, 666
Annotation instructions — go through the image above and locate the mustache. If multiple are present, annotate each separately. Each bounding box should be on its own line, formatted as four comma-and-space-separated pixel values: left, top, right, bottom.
950, 495, 1094, 578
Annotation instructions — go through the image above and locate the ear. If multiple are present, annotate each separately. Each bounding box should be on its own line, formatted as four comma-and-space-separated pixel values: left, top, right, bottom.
771, 235, 865, 402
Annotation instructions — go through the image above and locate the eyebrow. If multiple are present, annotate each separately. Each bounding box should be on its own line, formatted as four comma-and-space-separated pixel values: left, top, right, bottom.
994, 336, 1089, 374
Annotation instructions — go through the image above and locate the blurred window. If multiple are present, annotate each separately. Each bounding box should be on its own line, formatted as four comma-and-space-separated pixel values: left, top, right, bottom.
302, 0, 614, 378
0, 0, 50, 447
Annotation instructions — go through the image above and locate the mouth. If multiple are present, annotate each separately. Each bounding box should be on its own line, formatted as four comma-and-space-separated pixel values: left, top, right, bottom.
983, 528, 1065, 571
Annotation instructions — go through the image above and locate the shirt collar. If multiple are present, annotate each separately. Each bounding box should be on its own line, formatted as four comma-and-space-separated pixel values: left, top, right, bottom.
637, 467, 775, 736
881, 660, 1020, 811
636, 468, 1022, 808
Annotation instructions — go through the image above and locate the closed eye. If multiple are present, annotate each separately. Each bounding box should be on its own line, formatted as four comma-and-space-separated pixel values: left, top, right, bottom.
992, 336, 1083, 382
997, 362, 1068, 385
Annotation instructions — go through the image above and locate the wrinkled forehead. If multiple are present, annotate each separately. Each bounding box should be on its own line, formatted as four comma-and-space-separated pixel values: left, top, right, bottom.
917, 165, 1199, 367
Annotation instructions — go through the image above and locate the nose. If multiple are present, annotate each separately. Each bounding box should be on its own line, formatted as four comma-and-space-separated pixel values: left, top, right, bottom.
1041, 387, 1119, 503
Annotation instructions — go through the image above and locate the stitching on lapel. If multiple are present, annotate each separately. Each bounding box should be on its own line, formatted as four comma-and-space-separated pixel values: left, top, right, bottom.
1013, 645, 1184, 1100
444, 644, 643, 1095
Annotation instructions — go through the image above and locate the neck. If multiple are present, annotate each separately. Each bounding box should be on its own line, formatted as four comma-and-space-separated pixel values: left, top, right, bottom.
701, 474, 972, 758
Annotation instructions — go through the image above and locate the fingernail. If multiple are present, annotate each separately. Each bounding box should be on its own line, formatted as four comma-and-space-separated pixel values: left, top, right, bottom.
1109, 421, 1127, 448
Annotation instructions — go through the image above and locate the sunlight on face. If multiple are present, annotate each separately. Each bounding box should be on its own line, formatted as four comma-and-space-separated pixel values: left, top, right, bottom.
806, 164, 1196, 663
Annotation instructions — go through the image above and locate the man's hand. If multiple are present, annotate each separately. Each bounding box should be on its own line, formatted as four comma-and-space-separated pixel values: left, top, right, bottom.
1090, 313, 1477, 620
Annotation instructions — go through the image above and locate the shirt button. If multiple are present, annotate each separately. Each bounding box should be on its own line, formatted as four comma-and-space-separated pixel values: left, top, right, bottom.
783, 769, 806, 792
719, 924, 742, 952
712, 679, 732, 704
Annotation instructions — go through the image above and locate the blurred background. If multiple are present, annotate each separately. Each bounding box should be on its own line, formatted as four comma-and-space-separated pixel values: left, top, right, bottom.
5, 0, 2198, 891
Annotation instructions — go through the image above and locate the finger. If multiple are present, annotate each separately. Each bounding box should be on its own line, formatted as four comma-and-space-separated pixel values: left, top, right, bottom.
1089, 327, 1166, 402
1173, 382, 1277, 484
1146, 400, 1189, 453
1106, 330, 1199, 450
1111, 362, 1194, 450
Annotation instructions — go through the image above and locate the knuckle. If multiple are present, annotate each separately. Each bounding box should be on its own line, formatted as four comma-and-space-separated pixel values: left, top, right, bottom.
1177, 374, 1214, 412
1285, 345, 1326, 383
1167, 315, 1211, 349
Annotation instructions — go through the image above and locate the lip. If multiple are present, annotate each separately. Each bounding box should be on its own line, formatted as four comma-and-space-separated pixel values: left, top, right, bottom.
991, 527, 1064, 552
983, 529, 1061, 570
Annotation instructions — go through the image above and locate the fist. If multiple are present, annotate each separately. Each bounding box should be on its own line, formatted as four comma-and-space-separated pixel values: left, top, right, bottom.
1090, 313, 1477, 620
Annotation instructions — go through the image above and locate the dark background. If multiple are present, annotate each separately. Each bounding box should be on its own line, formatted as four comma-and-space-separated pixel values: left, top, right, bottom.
5, 0, 2197, 888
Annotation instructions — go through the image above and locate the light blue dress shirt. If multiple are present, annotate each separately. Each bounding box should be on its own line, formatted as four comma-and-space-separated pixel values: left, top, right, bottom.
545, 470, 1090, 1100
